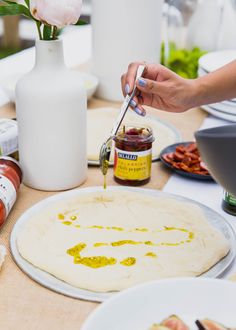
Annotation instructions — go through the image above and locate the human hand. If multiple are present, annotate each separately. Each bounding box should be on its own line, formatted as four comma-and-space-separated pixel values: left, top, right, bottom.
121, 62, 198, 116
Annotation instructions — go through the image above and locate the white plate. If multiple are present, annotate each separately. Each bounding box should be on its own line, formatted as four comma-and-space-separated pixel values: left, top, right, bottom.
10, 186, 236, 302
0, 71, 98, 101
81, 278, 236, 330
199, 50, 236, 73
207, 102, 236, 115
201, 105, 236, 122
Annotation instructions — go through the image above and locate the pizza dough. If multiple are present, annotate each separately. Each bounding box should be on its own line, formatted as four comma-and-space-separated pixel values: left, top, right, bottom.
17, 190, 229, 292
87, 107, 179, 161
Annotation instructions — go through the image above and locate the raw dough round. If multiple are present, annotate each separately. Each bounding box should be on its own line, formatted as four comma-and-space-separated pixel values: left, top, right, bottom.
17, 190, 229, 292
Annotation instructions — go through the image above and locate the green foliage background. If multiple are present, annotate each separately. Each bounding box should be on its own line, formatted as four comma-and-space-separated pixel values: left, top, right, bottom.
161, 42, 207, 79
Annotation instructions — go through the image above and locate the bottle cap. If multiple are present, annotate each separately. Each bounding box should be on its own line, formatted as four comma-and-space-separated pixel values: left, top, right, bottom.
0, 156, 23, 181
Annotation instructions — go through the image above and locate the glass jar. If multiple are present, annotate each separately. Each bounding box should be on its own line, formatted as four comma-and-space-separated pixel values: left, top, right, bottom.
113, 125, 154, 186
0, 156, 22, 228
222, 190, 236, 216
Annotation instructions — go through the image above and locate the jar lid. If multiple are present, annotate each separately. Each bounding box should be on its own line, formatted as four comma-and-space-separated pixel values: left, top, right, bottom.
0, 156, 23, 180
0, 156, 20, 167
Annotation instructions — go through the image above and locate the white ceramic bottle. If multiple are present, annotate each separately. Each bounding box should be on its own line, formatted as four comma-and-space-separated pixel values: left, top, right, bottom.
92, 0, 164, 101
16, 39, 87, 191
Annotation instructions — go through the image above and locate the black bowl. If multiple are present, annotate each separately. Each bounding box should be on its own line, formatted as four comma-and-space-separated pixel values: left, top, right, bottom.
195, 124, 236, 194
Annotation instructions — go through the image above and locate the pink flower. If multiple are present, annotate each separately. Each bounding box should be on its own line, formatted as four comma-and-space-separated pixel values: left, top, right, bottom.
30, 0, 83, 28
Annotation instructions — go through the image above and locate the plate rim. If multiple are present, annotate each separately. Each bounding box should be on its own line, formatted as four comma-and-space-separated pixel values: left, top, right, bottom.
81, 277, 236, 330
201, 105, 236, 122
160, 141, 213, 181
203, 103, 236, 115
87, 111, 182, 166
10, 186, 236, 302
209, 102, 236, 114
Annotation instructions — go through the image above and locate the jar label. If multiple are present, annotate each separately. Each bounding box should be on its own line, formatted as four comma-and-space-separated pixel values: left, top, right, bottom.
114, 148, 152, 181
0, 175, 16, 216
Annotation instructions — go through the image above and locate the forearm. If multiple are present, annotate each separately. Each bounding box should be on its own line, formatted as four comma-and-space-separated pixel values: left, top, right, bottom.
192, 60, 236, 107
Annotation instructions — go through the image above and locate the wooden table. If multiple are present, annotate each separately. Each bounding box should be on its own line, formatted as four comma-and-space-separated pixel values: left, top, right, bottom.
0, 100, 206, 330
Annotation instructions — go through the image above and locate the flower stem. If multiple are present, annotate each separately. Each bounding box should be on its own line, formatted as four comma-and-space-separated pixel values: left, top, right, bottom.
36, 21, 43, 40
52, 26, 58, 40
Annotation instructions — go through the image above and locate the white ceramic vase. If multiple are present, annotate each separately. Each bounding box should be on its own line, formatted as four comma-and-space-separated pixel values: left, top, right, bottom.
92, 0, 164, 101
16, 39, 87, 191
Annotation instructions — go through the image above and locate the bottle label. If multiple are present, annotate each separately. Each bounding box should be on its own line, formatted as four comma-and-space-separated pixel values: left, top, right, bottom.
114, 148, 152, 181
0, 174, 16, 216
224, 191, 236, 206
0, 119, 18, 156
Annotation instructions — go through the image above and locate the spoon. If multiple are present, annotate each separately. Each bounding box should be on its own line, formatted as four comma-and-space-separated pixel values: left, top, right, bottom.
99, 64, 146, 176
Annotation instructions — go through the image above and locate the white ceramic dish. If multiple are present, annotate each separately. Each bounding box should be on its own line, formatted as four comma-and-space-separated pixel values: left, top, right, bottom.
0, 71, 98, 101
207, 102, 236, 115
81, 278, 236, 330
201, 105, 236, 122
10, 186, 236, 302
199, 50, 236, 73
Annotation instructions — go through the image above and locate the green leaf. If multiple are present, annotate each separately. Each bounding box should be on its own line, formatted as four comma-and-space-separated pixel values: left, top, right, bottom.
43, 25, 52, 40
74, 19, 88, 26
0, 3, 33, 19
24, 0, 30, 8
36, 21, 43, 40
1, 0, 18, 4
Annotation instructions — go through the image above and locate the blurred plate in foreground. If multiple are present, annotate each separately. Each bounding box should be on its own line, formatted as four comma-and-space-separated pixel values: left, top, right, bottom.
82, 278, 236, 330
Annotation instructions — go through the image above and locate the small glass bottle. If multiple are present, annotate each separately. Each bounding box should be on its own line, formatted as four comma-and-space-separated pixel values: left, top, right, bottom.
222, 190, 236, 216
0, 156, 22, 228
113, 125, 154, 186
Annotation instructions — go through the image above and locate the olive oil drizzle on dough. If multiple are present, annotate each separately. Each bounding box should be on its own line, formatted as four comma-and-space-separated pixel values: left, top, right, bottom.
66, 227, 194, 269
120, 257, 136, 266
61, 213, 195, 268
93, 233, 194, 248
67, 243, 117, 269
58, 213, 195, 244
145, 252, 157, 257
62, 221, 72, 226
67, 243, 138, 268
